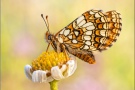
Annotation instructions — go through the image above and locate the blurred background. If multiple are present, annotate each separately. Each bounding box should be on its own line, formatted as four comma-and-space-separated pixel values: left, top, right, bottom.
1, 0, 134, 90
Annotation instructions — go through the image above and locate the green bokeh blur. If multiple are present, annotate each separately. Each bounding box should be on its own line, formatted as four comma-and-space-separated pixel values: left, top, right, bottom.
1, 0, 134, 90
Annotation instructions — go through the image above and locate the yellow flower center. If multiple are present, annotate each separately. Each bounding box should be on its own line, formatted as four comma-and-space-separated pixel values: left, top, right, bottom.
31, 51, 69, 71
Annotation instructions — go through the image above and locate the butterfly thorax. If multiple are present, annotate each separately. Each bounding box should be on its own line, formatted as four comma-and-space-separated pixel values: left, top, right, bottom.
45, 31, 65, 52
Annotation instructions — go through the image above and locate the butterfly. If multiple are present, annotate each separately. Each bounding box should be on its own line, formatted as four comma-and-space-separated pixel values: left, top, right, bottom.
41, 9, 122, 64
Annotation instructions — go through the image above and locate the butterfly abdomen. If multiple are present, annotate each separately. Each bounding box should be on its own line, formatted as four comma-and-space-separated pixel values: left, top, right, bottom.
65, 46, 95, 64
74, 52, 95, 64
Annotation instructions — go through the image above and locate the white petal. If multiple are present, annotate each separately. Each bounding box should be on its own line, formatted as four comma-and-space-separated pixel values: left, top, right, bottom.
60, 65, 67, 72
64, 60, 77, 77
51, 66, 64, 80
45, 70, 54, 82
41, 71, 47, 82
32, 70, 47, 83
69, 55, 76, 60
70, 60, 77, 75
46, 76, 54, 82
24, 65, 32, 80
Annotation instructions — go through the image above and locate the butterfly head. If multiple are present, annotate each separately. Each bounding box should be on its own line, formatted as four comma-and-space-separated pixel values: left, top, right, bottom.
45, 31, 55, 43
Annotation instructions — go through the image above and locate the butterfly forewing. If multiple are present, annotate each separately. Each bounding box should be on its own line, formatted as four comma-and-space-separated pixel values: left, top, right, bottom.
52, 9, 122, 64
56, 10, 121, 51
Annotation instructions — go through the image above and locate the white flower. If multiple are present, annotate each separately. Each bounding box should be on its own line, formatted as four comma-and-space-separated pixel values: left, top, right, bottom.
24, 51, 77, 83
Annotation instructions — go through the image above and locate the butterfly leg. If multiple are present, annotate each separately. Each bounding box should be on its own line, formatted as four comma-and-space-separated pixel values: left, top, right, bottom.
55, 43, 70, 60
46, 42, 51, 52
61, 44, 70, 61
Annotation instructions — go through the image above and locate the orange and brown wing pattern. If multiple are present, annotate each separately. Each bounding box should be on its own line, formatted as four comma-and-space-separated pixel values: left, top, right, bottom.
56, 9, 121, 52
98, 10, 122, 51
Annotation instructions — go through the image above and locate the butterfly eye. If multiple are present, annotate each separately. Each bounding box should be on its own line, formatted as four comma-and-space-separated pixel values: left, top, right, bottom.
48, 35, 52, 40
45, 31, 52, 40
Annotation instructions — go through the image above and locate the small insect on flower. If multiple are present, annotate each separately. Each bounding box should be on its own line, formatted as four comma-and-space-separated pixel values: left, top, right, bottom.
42, 9, 122, 64
24, 51, 77, 83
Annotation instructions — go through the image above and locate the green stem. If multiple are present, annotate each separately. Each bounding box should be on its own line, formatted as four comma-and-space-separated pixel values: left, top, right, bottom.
49, 80, 59, 90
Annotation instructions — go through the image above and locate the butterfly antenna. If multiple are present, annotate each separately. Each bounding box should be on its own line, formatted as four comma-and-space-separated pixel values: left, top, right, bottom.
41, 14, 50, 32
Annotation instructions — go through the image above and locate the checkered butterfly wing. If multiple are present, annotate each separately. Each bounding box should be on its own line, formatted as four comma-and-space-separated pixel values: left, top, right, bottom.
55, 9, 122, 64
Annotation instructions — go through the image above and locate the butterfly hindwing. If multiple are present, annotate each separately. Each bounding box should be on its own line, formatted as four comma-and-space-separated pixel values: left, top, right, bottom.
65, 45, 95, 64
